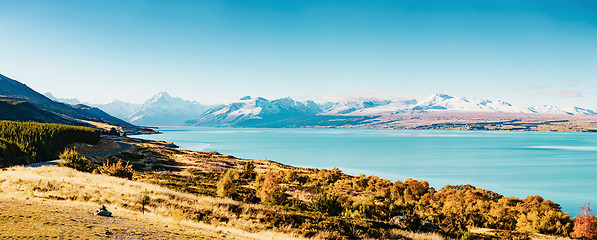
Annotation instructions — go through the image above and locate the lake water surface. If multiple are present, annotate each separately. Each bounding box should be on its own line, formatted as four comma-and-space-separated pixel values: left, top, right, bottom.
133, 127, 597, 215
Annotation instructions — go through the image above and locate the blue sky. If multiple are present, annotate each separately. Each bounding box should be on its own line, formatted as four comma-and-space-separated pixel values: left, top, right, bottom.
1, 0, 596, 108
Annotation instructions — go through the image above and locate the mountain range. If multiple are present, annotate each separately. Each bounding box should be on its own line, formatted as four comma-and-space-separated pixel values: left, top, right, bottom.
38, 77, 597, 128
181, 94, 596, 128
46, 92, 597, 128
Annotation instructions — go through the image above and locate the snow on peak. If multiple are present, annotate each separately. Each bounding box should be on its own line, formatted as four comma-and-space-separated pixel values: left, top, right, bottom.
527, 105, 597, 115
529, 105, 571, 115
43, 92, 83, 105
188, 96, 324, 126
564, 107, 597, 115
146, 91, 175, 103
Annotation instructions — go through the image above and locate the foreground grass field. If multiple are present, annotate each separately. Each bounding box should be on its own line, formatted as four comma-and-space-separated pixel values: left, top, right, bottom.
0, 166, 311, 240
0, 196, 220, 239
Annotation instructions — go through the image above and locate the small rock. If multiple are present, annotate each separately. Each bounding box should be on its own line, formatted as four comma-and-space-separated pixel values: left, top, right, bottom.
94, 205, 112, 217
105, 230, 112, 235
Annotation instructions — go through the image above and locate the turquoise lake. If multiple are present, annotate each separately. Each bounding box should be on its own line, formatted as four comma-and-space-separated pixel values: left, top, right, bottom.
133, 127, 597, 215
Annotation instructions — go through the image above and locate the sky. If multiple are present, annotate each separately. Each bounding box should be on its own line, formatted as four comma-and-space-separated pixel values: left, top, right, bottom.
1, 0, 596, 108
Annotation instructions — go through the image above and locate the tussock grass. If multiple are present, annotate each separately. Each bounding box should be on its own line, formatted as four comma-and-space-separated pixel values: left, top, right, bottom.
0, 166, 309, 240
399, 231, 454, 240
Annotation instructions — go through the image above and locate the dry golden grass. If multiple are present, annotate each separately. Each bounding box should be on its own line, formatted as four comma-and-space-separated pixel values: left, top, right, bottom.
65, 137, 122, 156
80, 120, 122, 132
0, 166, 309, 240
398, 231, 455, 240
0, 195, 221, 239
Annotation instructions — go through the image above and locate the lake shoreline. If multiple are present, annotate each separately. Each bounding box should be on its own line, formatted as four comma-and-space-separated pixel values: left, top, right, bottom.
130, 127, 597, 215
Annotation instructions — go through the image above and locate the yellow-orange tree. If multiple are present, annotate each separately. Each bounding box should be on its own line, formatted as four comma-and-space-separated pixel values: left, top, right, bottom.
570, 203, 596, 239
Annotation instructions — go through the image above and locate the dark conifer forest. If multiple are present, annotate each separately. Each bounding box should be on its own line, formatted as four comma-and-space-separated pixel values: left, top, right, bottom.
0, 120, 99, 167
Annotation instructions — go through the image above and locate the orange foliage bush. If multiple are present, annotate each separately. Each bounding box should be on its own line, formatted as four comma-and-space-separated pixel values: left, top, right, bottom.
570, 202, 596, 239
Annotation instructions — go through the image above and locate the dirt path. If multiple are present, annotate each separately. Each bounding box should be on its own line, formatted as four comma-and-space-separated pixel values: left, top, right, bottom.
27, 141, 131, 168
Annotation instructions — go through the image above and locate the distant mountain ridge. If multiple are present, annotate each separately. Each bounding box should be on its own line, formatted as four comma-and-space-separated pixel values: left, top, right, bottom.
47, 91, 208, 126
0, 73, 146, 134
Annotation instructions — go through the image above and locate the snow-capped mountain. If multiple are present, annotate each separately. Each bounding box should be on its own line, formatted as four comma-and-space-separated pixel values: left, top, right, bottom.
127, 92, 208, 126
43, 92, 83, 105
188, 93, 597, 127
95, 100, 140, 120
564, 107, 597, 115
43, 90, 597, 128
44, 91, 209, 126
412, 93, 532, 113
529, 105, 597, 116
186, 96, 323, 127
529, 105, 572, 115
321, 100, 411, 116
322, 93, 532, 116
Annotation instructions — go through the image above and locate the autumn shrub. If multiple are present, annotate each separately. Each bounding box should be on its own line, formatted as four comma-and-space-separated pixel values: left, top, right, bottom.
570, 202, 597, 239
317, 167, 342, 184
216, 169, 237, 198
96, 159, 133, 179
283, 169, 299, 183
59, 148, 93, 172
258, 170, 286, 205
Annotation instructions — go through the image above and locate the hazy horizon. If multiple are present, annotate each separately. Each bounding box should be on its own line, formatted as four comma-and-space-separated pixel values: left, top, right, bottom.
1, 0, 596, 108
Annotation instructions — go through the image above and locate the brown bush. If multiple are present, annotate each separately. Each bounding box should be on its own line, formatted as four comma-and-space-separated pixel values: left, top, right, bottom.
95, 159, 133, 179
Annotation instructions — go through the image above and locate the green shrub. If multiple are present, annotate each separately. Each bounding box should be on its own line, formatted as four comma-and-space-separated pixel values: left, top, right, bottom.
461, 232, 475, 240
59, 148, 93, 172
240, 160, 256, 180
141, 194, 151, 214
216, 169, 237, 198
313, 193, 343, 216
